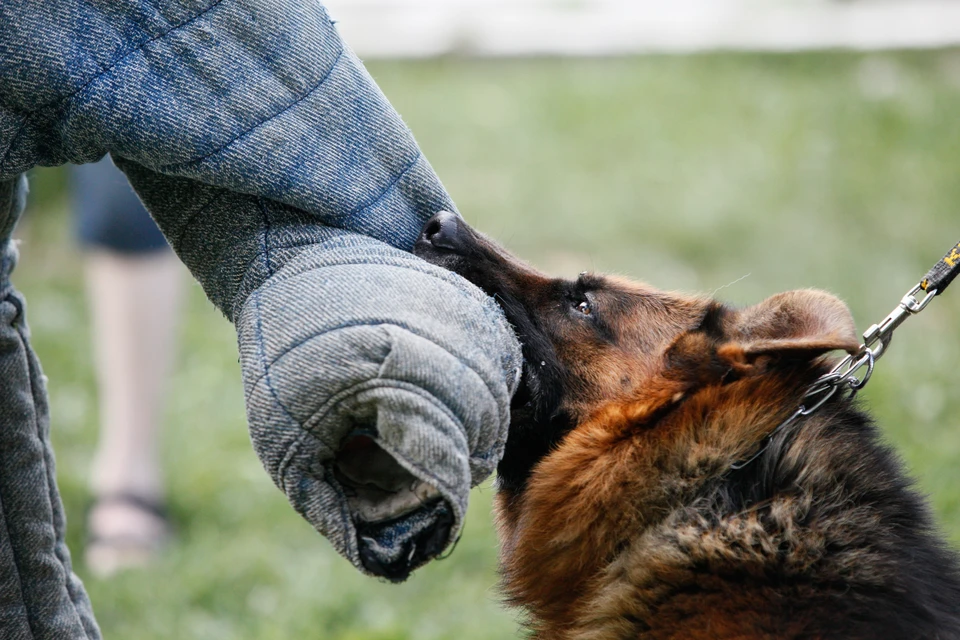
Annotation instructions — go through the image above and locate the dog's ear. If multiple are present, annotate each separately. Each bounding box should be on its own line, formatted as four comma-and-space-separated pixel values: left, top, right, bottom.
717, 289, 859, 374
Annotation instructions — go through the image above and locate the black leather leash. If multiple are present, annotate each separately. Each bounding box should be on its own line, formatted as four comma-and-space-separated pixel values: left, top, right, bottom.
730, 239, 960, 471
921, 240, 960, 296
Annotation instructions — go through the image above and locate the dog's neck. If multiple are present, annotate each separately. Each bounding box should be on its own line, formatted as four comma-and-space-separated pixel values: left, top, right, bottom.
495, 408, 575, 495
494, 365, 832, 635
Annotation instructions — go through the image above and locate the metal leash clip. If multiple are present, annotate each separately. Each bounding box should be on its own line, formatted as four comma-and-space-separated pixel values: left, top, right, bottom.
814, 282, 936, 402
860, 283, 937, 360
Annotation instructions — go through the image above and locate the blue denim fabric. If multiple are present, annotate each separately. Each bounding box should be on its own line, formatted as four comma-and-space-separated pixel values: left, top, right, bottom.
1, 177, 101, 639
0, 0, 521, 634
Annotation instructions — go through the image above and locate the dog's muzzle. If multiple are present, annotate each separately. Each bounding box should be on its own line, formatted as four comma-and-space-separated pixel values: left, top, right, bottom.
413, 211, 476, 273
419, 211, 464, 252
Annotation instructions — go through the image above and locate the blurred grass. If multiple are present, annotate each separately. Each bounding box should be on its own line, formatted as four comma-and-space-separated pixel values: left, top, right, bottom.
12, 50, 960, 638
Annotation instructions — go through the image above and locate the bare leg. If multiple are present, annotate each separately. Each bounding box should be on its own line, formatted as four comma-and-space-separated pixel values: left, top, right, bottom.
85, 249, 183, 576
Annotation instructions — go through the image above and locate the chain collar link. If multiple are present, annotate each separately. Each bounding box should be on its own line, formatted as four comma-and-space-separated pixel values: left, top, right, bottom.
730, 277, 945, 472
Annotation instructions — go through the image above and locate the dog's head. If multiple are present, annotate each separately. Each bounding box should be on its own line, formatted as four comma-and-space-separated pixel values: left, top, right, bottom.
414, 212, 859, 491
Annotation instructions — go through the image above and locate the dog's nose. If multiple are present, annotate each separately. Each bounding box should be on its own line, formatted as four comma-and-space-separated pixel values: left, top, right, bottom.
420, 211, 463, 251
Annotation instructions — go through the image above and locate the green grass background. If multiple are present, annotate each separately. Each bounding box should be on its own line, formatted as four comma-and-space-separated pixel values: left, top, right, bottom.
14, 51, 960, 638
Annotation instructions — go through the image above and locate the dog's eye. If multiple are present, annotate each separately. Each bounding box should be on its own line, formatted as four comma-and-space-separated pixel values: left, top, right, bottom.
576, 300, 592, 316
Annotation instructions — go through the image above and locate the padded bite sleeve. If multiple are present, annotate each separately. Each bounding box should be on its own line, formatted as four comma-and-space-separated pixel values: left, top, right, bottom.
1, 0, 523, 579
235, 230, 520, 579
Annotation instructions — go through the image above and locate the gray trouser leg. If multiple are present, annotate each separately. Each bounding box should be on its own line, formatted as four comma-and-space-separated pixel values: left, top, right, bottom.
0, 176, 100, 639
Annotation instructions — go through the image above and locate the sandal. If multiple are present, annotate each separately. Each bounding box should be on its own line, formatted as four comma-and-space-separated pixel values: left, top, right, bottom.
85, 494, 171, 577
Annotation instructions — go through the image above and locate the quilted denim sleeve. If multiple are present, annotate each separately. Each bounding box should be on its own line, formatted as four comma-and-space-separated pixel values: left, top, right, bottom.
0, 0, 522, 586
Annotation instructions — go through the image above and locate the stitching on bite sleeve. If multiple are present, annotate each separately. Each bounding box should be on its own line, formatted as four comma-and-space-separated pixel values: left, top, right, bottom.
0, 0, 231, 172
156, 48, 346, 171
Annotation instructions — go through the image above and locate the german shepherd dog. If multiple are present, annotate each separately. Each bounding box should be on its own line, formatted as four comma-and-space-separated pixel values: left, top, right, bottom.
414, 212, 960, 639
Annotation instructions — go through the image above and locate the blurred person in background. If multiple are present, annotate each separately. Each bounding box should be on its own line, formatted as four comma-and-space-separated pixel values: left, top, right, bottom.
69, 156, 182, 576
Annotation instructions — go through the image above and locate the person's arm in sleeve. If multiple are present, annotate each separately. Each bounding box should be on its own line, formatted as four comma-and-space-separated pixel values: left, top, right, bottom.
0, 0, 521, 582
